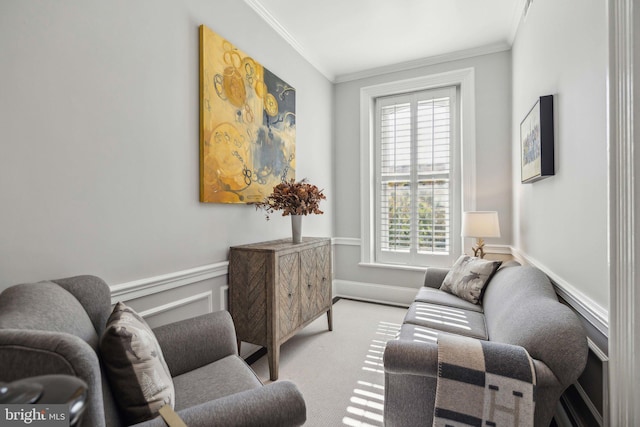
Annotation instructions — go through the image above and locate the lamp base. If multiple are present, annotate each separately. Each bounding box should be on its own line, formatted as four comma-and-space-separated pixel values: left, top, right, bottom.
471, 238, 486, 259
471, 246, 486, 259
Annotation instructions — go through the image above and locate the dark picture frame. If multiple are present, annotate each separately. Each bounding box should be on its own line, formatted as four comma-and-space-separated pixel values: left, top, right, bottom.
520, 95, 554, 183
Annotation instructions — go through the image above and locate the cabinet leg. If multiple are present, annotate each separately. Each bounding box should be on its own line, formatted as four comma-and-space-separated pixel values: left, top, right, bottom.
327, 307, 333, 331
267, 343, 280, 381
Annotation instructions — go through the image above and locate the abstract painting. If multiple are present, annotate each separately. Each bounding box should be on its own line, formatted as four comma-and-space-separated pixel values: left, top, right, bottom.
199, 24, 296, 203
520, 95, 554, 183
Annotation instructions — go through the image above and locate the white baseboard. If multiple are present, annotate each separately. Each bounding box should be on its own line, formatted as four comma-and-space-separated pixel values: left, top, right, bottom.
334, 279, 416, 307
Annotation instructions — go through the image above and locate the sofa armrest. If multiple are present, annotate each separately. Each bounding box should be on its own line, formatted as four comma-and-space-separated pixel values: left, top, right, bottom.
153, 311, 238, 377
133, 381, 306, 427
383, 339, 438, 377
422, 267, 450, 289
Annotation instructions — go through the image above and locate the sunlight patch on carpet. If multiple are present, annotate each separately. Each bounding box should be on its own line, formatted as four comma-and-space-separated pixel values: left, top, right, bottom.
342, 319, 401, 427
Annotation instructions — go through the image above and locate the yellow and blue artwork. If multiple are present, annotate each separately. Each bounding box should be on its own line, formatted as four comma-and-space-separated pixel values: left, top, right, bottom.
199, 24, 296, 203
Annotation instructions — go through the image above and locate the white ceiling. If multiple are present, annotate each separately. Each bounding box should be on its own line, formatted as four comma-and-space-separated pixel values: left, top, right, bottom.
245, 0, 527, 82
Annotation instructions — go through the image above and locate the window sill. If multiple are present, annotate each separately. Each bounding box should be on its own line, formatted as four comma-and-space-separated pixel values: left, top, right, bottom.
357, 262, 427, 272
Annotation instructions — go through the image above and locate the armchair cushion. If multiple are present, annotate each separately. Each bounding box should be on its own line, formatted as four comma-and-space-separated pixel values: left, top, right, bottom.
153, 311, 238, 377
173, 355, 262, 409
440, 255, 501, 304
100, 302, 175, 425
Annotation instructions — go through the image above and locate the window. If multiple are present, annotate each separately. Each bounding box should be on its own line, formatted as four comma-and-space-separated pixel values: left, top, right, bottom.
360, 69, 475, 269
375, 87, 457, 265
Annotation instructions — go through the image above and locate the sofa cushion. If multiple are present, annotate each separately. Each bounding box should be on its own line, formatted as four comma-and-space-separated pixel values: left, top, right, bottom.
100, 302, 175, 425
414, 287, 484, 313
403, 302, 488, 340
482, 266, 588, 387
440, 255, 501, 304
396, 322, 443, 344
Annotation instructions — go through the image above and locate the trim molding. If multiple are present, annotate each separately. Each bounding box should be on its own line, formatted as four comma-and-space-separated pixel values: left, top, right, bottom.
110, 262, 229, 304
336, 43, 509, 84
334, 237, 510, 256
139, 291, 214, 319
333, 237, 609, 337
220, 285, 229, 311
243, 0, 333, 80
508, 0, 528, 43
245, 0, 513, 84
359, 68, 476, 269
510, 247, 609, 337
334, 279, 415, 307
607, 0, 638, 424
332, 237, 361, 246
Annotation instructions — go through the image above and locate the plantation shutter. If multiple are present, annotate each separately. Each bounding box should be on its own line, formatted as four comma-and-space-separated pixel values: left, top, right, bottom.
375, 86, 456, 265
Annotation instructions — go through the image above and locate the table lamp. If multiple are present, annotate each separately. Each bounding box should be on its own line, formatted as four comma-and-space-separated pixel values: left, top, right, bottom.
462, 211, 501, 259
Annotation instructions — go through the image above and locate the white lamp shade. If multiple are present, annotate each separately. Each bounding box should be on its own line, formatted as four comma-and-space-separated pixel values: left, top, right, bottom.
461, 211, 501, 238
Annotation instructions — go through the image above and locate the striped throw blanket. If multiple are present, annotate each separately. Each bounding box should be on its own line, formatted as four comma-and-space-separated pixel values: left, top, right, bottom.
433, 334, 536, 427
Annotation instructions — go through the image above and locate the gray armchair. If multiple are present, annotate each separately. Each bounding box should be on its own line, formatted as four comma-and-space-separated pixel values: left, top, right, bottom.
0, 275, 306, 427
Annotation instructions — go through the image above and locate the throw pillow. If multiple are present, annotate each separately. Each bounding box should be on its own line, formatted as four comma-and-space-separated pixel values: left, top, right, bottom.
100, 302, 175, 424
440, 255, 502, 304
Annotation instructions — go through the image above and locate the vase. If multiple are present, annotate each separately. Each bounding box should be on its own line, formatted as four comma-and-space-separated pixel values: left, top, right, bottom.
291, 215, 302, 243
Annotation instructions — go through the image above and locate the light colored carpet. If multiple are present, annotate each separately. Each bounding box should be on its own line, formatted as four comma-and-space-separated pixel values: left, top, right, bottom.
249, 299, 407, 427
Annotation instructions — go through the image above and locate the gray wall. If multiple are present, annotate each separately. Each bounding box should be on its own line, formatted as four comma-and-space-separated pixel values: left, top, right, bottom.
0, 0, 609, 329
511, 0, 609, 311
333, 51, 512, 291
0, 1, 334, 290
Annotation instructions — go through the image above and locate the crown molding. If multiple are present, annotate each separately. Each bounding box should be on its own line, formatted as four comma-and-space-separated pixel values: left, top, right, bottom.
335, 42, 510, 84
243, 0, 335, 81
246, 1, 518, 84
508, 0, 528, 43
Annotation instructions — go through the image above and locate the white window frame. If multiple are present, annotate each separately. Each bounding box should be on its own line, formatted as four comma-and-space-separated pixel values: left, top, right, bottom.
360, 68, 477, 269
375, 86, 458, 265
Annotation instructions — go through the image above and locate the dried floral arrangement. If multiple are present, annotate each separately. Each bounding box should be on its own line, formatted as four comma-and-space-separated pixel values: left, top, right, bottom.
251, 178, 326, 220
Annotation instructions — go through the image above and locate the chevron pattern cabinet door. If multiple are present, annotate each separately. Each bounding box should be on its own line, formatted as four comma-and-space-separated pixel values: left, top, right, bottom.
228, 237, 331, 380
228, 249, 268, 345
301, 244, 331, 323
278, 252, 300, 338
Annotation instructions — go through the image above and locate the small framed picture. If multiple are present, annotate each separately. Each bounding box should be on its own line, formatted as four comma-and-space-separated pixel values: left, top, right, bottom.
520, 95, 554, 183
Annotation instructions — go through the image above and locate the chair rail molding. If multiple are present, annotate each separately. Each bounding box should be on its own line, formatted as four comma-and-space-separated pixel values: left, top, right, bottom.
608, 0, 639, 424
110, 261, 229, 303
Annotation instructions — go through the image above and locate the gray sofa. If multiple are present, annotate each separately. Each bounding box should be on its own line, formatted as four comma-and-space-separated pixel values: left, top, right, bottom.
0, 275, 306, 427
383, 263, 588, 427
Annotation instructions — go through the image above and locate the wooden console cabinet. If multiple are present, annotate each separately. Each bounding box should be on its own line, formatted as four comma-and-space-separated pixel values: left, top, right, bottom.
228, 237, 332, 380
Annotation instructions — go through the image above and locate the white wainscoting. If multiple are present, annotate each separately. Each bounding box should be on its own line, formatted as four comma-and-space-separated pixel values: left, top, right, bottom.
140, 291, 214, 326
110, 262, 229, 304
109, 262, 229, 326
333, 237, 610, 337
108, 240, 610, 340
